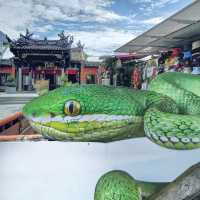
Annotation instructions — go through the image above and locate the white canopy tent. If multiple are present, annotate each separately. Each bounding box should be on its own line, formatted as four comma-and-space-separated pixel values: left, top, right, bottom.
115, 1, 200, 56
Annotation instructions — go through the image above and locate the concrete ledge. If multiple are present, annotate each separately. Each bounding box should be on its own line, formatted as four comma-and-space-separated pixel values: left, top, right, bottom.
148, 162, 200, 200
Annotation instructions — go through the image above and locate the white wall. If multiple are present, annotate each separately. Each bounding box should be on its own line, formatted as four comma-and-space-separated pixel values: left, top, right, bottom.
0, 138, 200, 200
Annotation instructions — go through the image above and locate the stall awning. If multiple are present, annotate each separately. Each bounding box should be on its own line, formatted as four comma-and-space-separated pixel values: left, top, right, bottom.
115, 1, 200, 55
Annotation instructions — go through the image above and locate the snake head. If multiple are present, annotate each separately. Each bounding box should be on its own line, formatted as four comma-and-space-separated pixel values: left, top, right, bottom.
23, 85, 143, 142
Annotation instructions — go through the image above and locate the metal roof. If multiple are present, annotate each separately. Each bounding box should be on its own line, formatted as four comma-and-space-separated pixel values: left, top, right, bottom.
115, 0, 200, 55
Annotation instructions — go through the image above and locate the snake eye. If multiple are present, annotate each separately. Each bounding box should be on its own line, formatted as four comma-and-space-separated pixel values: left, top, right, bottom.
64, 100, 80, 116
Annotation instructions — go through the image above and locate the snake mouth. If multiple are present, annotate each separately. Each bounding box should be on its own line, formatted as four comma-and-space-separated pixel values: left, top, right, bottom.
28, 114, 143, 142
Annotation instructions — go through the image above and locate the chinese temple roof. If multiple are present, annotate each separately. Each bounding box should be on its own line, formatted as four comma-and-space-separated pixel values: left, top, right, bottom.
8, 30, 74, 52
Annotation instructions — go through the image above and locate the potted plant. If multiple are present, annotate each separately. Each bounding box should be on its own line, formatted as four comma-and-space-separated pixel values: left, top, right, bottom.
5, 75, 16, 93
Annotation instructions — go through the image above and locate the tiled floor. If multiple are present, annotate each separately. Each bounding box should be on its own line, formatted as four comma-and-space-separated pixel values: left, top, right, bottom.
0, 104, 23, 119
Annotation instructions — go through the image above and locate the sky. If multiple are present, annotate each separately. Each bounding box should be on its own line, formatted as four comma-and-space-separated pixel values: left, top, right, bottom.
1, 139, 200, 200
0, 0, 193, 61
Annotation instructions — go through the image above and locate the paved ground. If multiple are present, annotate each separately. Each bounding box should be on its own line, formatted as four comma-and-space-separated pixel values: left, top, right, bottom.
0, 104, 23, 119
0, 92, 38, 119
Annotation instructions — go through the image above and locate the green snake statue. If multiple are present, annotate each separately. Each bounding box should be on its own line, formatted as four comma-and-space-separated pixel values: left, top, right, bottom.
23, 72, 200, 150
22, 72, 200, 200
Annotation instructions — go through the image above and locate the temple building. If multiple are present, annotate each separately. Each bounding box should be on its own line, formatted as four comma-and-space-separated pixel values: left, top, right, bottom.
7, 29, 86, 91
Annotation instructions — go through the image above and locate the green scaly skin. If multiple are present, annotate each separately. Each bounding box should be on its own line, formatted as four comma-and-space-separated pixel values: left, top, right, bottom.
94, 170, 167, 200
23, 72, 200, 150
94, 171, 141, 200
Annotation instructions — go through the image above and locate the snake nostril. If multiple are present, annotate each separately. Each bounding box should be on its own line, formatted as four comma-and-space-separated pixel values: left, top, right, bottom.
49, 112, 56, 117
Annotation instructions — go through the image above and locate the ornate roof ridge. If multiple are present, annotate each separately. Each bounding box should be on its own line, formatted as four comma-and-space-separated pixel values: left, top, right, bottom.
9, 29, 74, 49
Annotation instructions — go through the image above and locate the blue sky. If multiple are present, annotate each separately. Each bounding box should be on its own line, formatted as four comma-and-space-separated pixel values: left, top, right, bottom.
0, 0, 192, 60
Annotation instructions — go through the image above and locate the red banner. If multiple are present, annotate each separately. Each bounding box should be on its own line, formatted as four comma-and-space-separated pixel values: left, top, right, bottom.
0, 66, 13, 74
65, 69, 78, 75
21, 68, 62, 75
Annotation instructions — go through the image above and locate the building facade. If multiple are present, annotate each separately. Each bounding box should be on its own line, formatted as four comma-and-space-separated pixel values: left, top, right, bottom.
8, 30, 85, 91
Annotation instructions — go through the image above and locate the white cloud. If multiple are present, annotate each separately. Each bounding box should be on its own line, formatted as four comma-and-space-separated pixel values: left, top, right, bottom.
142, 17, 164, 25
0, 0, 189, 59
0, 0, 131, 58
32, 25, 54, 33
0, 0, 127, 36
153, 0, 180, 7
0, 0, 125, 35
0, 0, 35, 38
48, 28, 137, 61
131, 0, 180, 7
67, 28, 137, 59
129, 0, 186, 15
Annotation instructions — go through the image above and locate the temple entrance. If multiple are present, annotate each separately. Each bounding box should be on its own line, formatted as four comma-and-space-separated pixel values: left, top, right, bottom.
68, 74, 77, 83
66, 69, 79, 84
86, 74, 95, 84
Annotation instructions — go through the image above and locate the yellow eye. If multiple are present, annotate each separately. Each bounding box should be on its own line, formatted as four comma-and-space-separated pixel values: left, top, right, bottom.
64, 100, 80, 116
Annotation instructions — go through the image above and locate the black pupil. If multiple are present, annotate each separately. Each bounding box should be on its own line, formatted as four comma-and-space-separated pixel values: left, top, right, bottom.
69, 102, 74, 114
